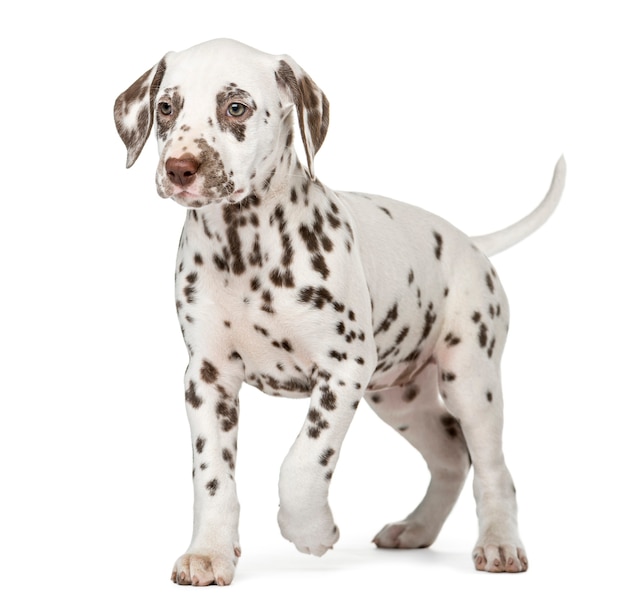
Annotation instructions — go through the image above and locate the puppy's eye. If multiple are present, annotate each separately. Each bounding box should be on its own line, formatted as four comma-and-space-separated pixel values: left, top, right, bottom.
227, 103, 247, 117
159, 101, 173, 116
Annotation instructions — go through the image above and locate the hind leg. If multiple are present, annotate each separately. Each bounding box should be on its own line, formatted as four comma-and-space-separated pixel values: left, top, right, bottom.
438, 355, 527, 572
367, 363, 471, 549
438, 267, 528, 573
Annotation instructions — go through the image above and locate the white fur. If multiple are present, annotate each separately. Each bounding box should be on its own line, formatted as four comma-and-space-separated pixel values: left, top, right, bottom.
114, 38, 564, 586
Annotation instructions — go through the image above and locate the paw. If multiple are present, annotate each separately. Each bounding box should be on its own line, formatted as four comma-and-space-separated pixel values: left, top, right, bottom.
171, 546, 241, 586
472, 543, 528, 573
278, 504, 339, 556
372, 521, 437, 549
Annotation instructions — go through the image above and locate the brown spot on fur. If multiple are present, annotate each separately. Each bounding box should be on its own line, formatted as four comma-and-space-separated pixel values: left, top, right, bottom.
444, 332, 461, 347
261, 290, 275, 313
419, 303, 437, 343
441, 414, 461, 438
311, 253, 330, 279
200, 360, 219, 384
319, 448, 336, 466
222, 448, 235, 470
307, 408, 329, 438
433, 231, 443, 259
216, 399, 238, 432
479, 323, 489, 348
206, 479, 219, 496
374, 303, 399, 336
402, 385, 420, 402
185, 380, 203, 408
320, 386, 337, 410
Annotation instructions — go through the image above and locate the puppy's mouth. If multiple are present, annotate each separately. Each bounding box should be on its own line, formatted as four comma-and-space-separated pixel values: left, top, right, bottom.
168, 187, 249, 208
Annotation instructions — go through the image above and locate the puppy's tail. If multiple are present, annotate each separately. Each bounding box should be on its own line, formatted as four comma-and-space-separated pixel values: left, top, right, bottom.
471, 155, 566, 256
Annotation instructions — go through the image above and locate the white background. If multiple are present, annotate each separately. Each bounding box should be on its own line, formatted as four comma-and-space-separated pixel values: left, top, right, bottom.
2, 1, 624, 600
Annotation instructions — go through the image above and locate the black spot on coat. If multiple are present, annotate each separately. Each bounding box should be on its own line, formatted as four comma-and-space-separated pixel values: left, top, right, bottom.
185, 380, 203, 408
206, 479, 219, 496
200, 360, 219, 384
433, 231, 443, 260
319, 448, 335, 466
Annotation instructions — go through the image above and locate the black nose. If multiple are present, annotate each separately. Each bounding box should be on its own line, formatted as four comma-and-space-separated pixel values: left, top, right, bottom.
166, 155, 200, 187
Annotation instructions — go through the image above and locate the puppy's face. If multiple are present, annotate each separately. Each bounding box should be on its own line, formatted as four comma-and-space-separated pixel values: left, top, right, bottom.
152, 41, 289, 208
115, 38, 329, 208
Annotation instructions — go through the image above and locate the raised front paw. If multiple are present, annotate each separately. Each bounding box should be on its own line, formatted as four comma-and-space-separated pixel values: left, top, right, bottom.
472, 541, 528, 573
277, 504, 339, 556
171, 546, 241, 586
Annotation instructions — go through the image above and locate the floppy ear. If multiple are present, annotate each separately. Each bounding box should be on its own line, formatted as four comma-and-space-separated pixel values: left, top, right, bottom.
275, 56, 329, 180
114, 57, 167, 168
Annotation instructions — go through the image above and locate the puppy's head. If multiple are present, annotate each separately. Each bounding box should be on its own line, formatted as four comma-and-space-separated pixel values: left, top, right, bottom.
114, 38, 329, 208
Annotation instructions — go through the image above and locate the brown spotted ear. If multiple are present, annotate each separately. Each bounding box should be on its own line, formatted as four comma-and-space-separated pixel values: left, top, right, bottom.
114, 58, 167, 168
275, 57, 329, 180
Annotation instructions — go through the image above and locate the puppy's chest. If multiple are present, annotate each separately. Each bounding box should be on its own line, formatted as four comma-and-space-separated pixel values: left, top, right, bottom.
175, 202, 351, 396
176, 208, 306, 325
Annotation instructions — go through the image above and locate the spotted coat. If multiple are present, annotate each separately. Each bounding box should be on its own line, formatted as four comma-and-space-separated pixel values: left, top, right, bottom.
114, 38, 565, 586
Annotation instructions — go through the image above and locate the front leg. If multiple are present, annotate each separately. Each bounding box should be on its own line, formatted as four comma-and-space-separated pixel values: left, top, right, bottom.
172, 360, 243, 586
278, 361, 372, 556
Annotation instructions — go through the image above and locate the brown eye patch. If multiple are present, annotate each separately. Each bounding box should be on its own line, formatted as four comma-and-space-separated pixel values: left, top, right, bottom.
156, 89, 184, 139
216, 85, 257, 142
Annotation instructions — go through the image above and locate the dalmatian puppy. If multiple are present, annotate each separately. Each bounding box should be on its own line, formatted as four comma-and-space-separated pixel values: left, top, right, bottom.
114, 38, 565, 586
